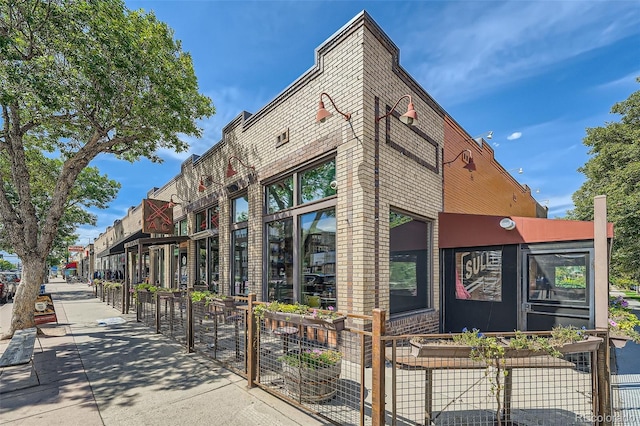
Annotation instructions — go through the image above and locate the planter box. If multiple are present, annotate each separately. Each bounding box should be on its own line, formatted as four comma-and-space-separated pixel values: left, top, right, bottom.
410, 335, 604, 358
264, 311, 345, 332
556, 336, 603, 354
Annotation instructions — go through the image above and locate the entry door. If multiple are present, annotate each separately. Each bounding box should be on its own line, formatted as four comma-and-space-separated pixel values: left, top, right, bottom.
443, 245, 518, 333
520, 246, 594, 331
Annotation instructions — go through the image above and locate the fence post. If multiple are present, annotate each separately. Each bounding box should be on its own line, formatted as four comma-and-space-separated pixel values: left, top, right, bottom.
372, 308, 386, 426
136, 291, 141, 323
247, 293, 257, 388
121, 285, 126, 315
155, 292, 161, 334
187, 290, 194, 353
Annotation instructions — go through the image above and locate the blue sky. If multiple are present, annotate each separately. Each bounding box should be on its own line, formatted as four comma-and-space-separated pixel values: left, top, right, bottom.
76, 0, 640, 245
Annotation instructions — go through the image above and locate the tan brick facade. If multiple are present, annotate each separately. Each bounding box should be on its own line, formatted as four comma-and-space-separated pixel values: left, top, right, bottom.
94, 12, 542, 335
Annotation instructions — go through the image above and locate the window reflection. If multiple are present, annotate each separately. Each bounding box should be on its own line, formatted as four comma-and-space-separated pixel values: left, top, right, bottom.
267, 218, 293, 303
528, 253, 587, 303
300, 160, 336, 204
300, 209, 336, 309
267, 177, 294, 214
232, 228, 248, 295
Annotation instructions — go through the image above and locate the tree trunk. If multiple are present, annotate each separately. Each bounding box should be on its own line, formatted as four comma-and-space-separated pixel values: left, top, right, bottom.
2, 257, 47, 339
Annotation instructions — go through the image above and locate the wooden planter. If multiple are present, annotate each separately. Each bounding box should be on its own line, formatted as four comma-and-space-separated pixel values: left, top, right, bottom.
556, 336, 603, 354
609, 334, 630, 349
281, 353, 341, 403
410, 335, 603, 358
264, 311, 345, 332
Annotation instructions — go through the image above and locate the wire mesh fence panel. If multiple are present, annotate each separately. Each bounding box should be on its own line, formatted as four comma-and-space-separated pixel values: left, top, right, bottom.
257, 314, 373, 426
157, 293, 187, 345
386, 336, 598, 426
96, 283, 103, 300
112, 288, 123, 311
192, 299, 248, 375
126, 290, 136, 313
137, 291, 156, 327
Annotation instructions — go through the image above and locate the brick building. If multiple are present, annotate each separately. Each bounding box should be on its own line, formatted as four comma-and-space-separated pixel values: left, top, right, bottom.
94, 11, 543, 334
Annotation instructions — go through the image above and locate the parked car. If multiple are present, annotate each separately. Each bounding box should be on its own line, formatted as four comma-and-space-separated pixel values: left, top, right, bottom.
0, 272, 20, 301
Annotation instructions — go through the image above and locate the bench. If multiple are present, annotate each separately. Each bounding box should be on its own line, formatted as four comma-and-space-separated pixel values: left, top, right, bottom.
0, 327, 40, 385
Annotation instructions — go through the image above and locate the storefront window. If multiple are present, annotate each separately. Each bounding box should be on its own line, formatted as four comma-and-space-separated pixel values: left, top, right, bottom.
389, 210, 431, 314
266, 218, 293, 302
209, 236, 219, 293
263, 157, 337, 306
300, 208, 336, 308
175, 219, 187, 236
267, 177, 294, 214
208, 205, 219, 230
195, 210, 207, 232
197, 239, 207, 285
454, 250, 503, 301
300, 159, 336, 204
232, 228, 248, 295
528, 253, 588, 303
233, 196, 249, 223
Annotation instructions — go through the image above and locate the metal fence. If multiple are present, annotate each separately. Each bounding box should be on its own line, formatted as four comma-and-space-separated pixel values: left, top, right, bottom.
97, 291, 611, 426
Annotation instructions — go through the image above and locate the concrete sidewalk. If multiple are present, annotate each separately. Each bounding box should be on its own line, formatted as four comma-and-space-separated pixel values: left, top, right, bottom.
0, 278, 325, 425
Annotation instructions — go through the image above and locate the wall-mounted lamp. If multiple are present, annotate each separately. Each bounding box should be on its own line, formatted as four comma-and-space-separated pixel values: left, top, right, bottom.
470, 131, 493, 147
226, 156, 256, 178
499, 218, 516, 231
316, 92, 351, 123
376, 94, 417, 125
198, 176, 225, 192
443, 149, 476, 172
167, 194, 184, 208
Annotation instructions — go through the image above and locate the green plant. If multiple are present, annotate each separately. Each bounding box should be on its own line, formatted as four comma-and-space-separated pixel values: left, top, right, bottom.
609, 296, 640, 342
190, 290, 230, 305
253, 301, 340, 320
279, 348, 341, 369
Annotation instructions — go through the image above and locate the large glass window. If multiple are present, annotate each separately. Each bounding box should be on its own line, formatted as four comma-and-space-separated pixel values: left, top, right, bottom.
231, 195, 248, 296
232, 228, 248, 295
209, 236, 219, 293
267, 218, 293, 303
300, 159, 336, 204
263, 158, 337, 306
233, 196, 249, 222
267, 177, 294, 214
197, 239, 207, 285
300, 209, 336, 308
389, 210, 431, 314
195, 210, 207, 232
528, 253, 588, 303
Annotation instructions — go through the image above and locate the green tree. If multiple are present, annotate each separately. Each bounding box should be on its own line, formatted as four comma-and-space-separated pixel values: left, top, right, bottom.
568, 78, 640, 281
0, 259, 14, 270
0, 0, 214, 337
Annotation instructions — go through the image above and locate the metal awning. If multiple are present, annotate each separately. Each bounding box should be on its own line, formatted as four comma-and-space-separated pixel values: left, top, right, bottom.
124, 235, 190, 250
95, 230, 150, 258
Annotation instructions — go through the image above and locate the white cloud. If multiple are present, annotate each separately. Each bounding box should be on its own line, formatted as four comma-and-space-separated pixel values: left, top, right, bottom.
507, 132, 522, 141
400, 2, 640, 104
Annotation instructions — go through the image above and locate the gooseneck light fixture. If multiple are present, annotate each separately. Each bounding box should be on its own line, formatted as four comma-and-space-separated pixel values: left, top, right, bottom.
226, 156, 256, 178
198, 176, 225, 192
470, 131, 493, 147
316, 92, 351, 123
167, 194, 184, 208
375, 94, 417, 125
443, 149, 476, 172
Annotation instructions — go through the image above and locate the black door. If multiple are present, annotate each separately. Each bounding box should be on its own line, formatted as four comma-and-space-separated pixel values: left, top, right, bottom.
521, 245, 593, 331
443, 245, 518, 333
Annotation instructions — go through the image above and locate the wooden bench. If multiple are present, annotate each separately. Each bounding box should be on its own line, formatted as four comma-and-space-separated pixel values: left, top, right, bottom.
0, 327, 40, 384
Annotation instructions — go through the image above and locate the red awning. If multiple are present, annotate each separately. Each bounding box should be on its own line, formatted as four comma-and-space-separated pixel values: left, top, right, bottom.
64, 262, 77, 269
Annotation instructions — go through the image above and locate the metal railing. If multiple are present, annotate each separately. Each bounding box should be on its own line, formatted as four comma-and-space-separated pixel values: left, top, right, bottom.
99, 292, 611, 426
